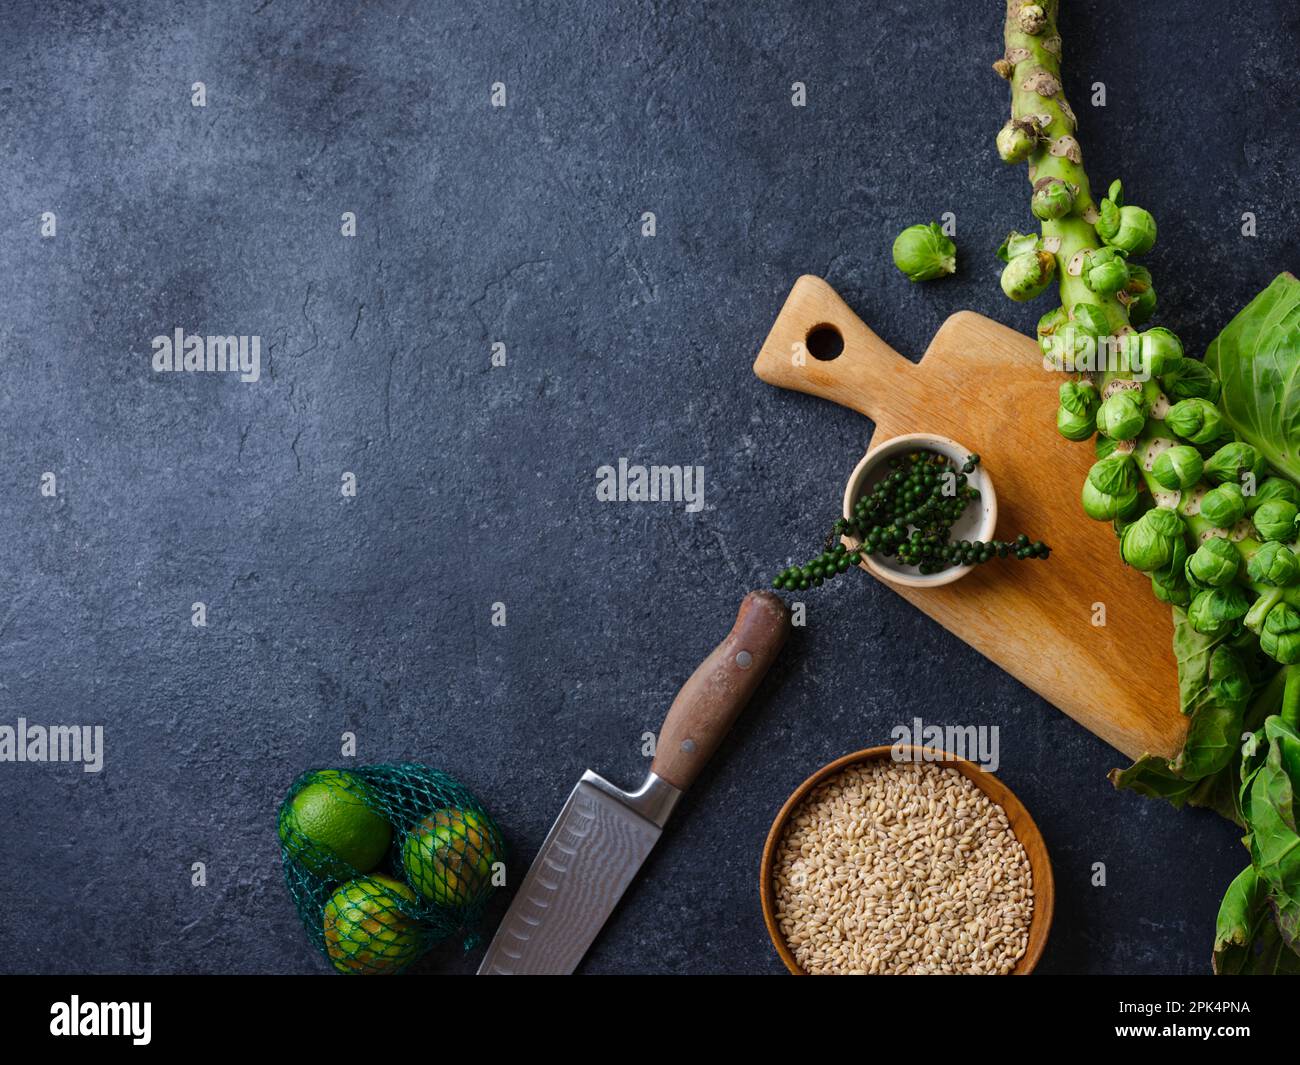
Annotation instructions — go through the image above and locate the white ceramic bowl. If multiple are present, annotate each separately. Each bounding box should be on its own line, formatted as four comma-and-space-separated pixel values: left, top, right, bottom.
841, 433, 998, 589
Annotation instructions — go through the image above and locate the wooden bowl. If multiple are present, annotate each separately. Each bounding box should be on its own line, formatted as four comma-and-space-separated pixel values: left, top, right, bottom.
841, 432, 997, 589
760, 745, 1054, 975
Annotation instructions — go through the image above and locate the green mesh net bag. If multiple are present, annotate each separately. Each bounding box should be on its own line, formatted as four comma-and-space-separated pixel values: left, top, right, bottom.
277, 763, 505, 974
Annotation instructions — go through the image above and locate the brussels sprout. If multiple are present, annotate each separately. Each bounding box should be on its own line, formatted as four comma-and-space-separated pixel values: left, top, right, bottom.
1095, 391, 1146, 441
1057, 406, 1094, 441
1159, 358, 1221, 402
1253, 499, 1300, 542
1001, 250, 1056, 301
1095, 434, 1119, 460
1247, 541, 1300, 587
1245, 476, 1300, 514
1082, 480, 1138, 521
1165, 398, 1226, 445
1208, 645, 1251, 705
1150, 445, 1203, 491
1261, 603, 1300, 664
1124, 265, 1157, 326
1071, 302, 1110, 339
1137, 327, 1184, 378
1151, 570, 1191, 606
1042, 305, 1107, 367
1037, 305, 1069, 340
1081, 247, 1130, 295
1199, 483, 1246, 528
1097, 204, 1157, 256
1056, 380, 1099, 441
996, 118, 1040, 163
1202, 442, 1260, 486
1042, 329, 1084, 366
892, 223, 957, 282
1120, 507, 1186, 572
1031, 177, 1075, 220
1088, 452, 1137, 497
1186, 537, 1240, 589
1059, 379, 1098, 415
1186, 585, 1250, 638
1096, 180, 1158, 256
1156, 525, 1190, 578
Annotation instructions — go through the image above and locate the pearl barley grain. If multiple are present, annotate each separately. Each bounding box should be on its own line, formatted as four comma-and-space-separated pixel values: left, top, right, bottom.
772, 761, 1033, 976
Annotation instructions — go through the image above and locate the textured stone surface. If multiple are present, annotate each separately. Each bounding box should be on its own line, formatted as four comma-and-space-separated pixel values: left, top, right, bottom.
0, 0, 1296, 975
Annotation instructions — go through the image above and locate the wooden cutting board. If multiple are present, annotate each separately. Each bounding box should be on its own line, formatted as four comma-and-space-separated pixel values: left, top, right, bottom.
753, 275, 1185, 761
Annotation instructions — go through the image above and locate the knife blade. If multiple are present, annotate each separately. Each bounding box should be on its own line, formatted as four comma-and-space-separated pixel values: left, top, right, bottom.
477, 590, 790, 975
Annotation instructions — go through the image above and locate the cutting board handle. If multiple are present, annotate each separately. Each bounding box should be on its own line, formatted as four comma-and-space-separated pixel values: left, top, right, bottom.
651, 590, 790, 792
752, 274, 923, 422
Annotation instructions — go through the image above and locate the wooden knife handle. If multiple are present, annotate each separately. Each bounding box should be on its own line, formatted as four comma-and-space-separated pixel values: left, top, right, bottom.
751, 274, 923, 423
651, 591, 791, 792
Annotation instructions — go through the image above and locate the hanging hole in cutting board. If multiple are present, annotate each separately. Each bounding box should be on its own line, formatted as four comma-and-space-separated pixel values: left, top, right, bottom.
805, 323, 843, 361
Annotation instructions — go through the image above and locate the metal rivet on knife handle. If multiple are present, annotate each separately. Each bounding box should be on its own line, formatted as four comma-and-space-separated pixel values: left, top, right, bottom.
650, 590, 791, 792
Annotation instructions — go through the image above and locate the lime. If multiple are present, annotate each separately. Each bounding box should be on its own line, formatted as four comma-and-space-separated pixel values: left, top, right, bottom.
401, 807, 497, 908
323, 874, 424, 974
278, 769, 392, 877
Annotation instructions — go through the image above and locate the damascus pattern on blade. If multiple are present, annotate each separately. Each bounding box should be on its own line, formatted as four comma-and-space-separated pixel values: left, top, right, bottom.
478, 778, 663, 975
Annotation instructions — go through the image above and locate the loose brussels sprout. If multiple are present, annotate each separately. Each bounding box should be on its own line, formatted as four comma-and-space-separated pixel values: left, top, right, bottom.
1202, 442, 1260, 486
1150, 445, 1203, 491
1137, 327, 1184, 377
1081, 247, 1130, 295
1261, 603, 1300, 664
1001, 250, 1056, 301
1199, 483, 1246, 528
1247, 541, 1300, 587
1031, 177, 1074, 220
1151, 569, 1191, 606
1246, 476, 1300, 514
1165, 398, 1226, 445
1120, 507, 1186, 572
1159, 358, 1220, 402
1208, 645, 1251, 705
1186, 536, 1239, 589
892, 223, 957, 282
1186, 585, 1250, 638
1253, 499, 1300, 542
1124, 265, 1157, 326
1095, 391, 1146, 441
1056, 379, 1099, 441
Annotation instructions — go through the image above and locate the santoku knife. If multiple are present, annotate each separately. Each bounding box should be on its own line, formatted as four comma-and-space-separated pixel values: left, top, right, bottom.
477, 590, 791, 975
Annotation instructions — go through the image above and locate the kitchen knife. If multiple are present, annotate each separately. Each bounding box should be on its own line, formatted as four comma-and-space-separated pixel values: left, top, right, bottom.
477, 590, 791, 975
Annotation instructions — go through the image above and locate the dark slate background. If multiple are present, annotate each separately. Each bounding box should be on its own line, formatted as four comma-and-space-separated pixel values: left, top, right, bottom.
0, 0, 1296, 976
